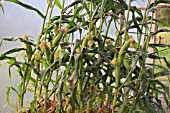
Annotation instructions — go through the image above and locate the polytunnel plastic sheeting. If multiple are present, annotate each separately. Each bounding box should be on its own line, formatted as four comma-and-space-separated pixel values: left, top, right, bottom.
0, 0, 155, 112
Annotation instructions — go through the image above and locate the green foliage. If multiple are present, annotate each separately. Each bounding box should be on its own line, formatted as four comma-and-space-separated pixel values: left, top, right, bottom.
0, 4, 4, 14
55, 0, 62, 9
6, 0, 45, 18
158, 8, 170, 26
0, 0, 170, 113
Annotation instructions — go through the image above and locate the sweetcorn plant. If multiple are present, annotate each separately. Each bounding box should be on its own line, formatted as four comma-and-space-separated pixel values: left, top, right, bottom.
0, 0, 170, 113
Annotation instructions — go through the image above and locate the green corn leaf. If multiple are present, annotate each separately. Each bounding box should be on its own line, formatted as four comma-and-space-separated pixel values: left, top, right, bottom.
149, 1, 170, 9
82, 75, 90, 92
102, 35, 115, 41
75, 6, 83, 15
20, 38, 37, 47
67, 21, 77, 28
91, 3, 101, 20
0, 3, 4, 14
123, 56, 140, 83
7, 57, 16, 65
16, 65, 24, 78
112, 3, 124, 11
40, 69, 47, 85
118, 94, 126, 113
70, 87, 78, 107
59, 51, 67, 66
3, 48, 26, 55
99, 0, 107, 18
118, 0, 128, 8
27, 87, 34, 92
67, 23, 82, 34
29, 100, 37, 112
43, 24, 55, 34
79, 28, 82, 39
146, 54, 170, 68
82, 21, 89, 26
49, 79, 60, 98
57, 78, 64, 108
6, 86, 14, 108
146, 63, 168, 71
68, 72, 79, 107
55, 0, 62, 9
140, 73, 147, 91
130, 93, 140, 112
70, 39, 82, 56
6, 0, 45, 19
51, 15, 73, 21
135, 7, 143, 18
25, 63, 40, 76
80, 0, 89, 15
138, 99, 145, 113
18, 83, 22, 94
8, 64, 14, 80
132, 12, 142, 34
102, 81, 113, 100
154, 19, 170, 27
124, 79, 140, 87
0, 37, 18, 46
163, 57, 170, 68
149, 79, 169, 95
6, 85, 19, 109
120, 21, 151, 35
0, 37, 37, 47
63, 57, 73, 79
148, 44, 160, 56
5, 57, 38, 79
55, 104, 60, 113
151, 29, 170, 36
149, 43, 170, 48
41, 59, 59, 84
63, 0, 81, 13
130, 6, 143, 18
8, 60, 24, 79
147, 54, 165, 59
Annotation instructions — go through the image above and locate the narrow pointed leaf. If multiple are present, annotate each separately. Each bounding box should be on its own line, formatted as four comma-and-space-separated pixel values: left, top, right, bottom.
55, 0, 62, 9
154, 70, 170, 77
0, 4, 4, 14
151, 29, 170, 36
0, 37, 37, 47
149, 43, 170, 48
3, 48, 26, 55
6, 0, 45, 19
63, 0, 81, 13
